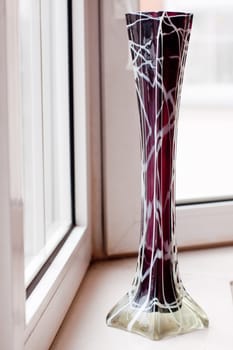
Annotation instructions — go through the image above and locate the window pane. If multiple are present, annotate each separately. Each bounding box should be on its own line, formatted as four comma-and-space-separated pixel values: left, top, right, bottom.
41, 0, 72, 238
20, 0, 72, 284
138, 0, 233, 202
164, 0, 233, 202
101, 0, 233, 254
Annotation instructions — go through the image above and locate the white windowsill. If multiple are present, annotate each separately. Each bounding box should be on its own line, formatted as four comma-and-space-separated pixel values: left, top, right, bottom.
50, 247, 233, 350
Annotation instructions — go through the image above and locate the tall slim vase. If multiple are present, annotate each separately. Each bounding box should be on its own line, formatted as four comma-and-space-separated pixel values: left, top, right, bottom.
106, 11, 209, 340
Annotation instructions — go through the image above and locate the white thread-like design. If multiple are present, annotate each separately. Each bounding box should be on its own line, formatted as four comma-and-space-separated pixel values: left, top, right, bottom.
129, 11, 191, 314
107, 12, 208, 338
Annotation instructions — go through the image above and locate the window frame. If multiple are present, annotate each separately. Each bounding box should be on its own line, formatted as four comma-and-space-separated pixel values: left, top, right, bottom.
0, 1, 25, 349
24, 1, 92, 348
23, 0, 74, 286
0, 0, 93, 349
100, 0, 233, 256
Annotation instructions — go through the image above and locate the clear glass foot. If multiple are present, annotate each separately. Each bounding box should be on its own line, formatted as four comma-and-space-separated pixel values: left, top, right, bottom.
106, 292, 209, 340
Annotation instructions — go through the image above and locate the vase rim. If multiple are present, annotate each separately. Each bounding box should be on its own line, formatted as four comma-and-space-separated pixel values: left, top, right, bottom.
125, 11, 193, 18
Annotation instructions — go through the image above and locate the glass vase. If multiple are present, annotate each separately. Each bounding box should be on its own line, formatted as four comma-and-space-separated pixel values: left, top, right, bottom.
106, 11, 209, 340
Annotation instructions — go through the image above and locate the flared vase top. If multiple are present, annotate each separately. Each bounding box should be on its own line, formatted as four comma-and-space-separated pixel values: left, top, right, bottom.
125, 11, 193, 19
125, 11, 193, 35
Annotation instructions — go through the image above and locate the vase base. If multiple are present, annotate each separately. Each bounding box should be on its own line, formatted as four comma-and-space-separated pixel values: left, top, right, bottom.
106, 292, 209, 340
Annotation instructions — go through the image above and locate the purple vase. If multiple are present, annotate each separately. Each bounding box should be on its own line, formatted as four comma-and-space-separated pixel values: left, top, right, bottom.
106, 11, 209, 340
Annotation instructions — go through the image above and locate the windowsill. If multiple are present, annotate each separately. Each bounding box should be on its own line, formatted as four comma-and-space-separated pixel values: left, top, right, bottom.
50, 247, 233, 349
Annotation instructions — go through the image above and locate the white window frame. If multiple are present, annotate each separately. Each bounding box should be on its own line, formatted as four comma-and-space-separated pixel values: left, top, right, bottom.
21, 0, 74, 286
0, 1, 92, 349
100, 0, 233, 256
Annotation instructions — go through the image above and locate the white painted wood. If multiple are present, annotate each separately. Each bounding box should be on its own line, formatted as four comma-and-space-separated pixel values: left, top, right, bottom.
25, 227, 91, 350
24, 1, 92, 348
100, 0, 141, 256
0, 0, 93, 349
0, 1, 25, 349
20, 0, 45, 259
176, 202, 233, 247
72, 0, 88, 227
105, 202, 233, 256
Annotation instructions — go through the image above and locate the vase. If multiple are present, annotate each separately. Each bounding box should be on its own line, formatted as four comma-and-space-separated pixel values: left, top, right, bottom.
106, 11, 209, 340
